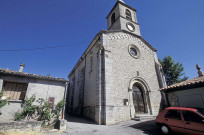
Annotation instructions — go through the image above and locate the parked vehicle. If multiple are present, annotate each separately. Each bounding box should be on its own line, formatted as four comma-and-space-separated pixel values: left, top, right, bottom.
156, 107, 204, 135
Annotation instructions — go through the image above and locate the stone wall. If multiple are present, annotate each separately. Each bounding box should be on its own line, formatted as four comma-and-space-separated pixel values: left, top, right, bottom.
67, 40, 100, 122
102, 31, 162, 124
113, 106, 130, 123
83, 106, 96, 121
0, 102, 22, 122
67, 31, 164, 125
0, 121, 42, 132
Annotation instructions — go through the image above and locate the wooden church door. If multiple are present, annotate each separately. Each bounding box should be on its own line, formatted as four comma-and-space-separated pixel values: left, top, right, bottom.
132, 84, 145, 114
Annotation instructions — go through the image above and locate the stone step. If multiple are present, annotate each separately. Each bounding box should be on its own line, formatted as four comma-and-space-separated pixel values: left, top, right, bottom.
132, 115, 156, 121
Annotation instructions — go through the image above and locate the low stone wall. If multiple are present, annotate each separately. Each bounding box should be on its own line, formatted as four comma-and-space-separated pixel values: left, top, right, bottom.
69, 106, 96, 122
83, 106, 95, 121
0, 121, 42, 132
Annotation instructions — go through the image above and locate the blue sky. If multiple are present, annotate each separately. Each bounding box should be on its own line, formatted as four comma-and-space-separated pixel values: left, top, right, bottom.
0, 0, 204, 80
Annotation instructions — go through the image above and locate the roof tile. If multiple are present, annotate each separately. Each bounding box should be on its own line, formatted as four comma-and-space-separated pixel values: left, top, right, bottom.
0, 68, 67, 82
161, 75, 204, 91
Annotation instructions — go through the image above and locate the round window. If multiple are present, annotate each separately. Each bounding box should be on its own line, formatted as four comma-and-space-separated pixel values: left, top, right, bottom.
128, 45, 140, 59
130, 47, 137, 56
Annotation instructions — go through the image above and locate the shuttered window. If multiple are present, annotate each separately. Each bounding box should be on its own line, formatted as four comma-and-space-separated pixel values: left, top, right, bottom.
48, 97, 55, 109
3, 81, 28, 100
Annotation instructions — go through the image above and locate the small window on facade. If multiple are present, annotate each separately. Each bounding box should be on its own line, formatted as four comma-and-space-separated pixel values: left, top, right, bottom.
90, 56, 93, 72
126, 9, 132, 21
3, 81, 28, 100
137, 71, 139, 76
111, 13, 116, 25
165, 110, 181, 120
48, 97, 55, 109
128, 45, 140, 59
130, 47, 137, 56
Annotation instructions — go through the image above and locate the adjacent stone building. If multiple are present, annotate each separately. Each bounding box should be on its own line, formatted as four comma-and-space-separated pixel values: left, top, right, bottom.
67, 0, 166, 125
0, 65, 67, 122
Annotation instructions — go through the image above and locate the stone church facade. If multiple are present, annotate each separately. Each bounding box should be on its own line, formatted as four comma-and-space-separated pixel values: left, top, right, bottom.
67, 0, 166, 125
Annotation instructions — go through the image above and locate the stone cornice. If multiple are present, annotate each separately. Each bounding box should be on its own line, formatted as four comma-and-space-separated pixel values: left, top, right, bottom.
105, 30, 156, 54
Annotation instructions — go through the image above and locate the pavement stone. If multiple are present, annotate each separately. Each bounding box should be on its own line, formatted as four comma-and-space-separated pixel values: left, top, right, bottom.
48, 116, 162, 135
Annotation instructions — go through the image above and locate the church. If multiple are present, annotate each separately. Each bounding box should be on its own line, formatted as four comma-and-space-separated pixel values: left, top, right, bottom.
67, 0, 166, 125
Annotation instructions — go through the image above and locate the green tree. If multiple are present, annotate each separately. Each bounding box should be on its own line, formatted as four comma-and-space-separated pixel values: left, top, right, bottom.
159, 56, 188, 86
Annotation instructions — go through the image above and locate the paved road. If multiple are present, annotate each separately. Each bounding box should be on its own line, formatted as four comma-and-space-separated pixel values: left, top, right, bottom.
59, 116, 161, 135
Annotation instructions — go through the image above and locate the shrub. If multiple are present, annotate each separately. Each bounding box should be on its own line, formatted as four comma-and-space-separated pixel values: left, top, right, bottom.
23, 94, 38, 120
14, 112, 26, 121
36, 98, 52, 125
0, 88, 9, 114
14, 94, 65, 126
14, 94, 38, 121
54, 100, 65, 120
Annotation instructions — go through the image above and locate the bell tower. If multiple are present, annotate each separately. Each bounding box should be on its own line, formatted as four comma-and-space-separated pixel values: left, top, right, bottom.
106, 0, 141, 36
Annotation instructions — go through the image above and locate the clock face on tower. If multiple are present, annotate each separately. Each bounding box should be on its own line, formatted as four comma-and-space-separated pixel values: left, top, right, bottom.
126, 23, 135, 32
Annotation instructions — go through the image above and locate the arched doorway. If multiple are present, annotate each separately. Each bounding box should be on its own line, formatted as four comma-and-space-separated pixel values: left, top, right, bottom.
132, 83, 146, 114
129, 77, 152, 118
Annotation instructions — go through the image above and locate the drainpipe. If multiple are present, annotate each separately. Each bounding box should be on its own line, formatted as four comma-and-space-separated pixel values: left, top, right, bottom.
62, 81, 68, 119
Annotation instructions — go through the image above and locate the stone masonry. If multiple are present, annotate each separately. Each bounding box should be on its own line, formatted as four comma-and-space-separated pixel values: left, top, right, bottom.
0, 121, 42, 132
67, 0, 166, 125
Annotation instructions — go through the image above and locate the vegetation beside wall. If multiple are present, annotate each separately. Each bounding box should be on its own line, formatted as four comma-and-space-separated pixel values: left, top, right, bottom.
14, 94, 65, 127
0, 88, 9, 114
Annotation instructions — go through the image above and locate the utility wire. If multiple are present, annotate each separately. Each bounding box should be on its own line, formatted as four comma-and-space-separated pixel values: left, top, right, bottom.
0, 42, 87, 52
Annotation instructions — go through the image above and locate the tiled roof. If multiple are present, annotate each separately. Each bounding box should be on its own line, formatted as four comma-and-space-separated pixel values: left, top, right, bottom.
0, 68, 67, 82
161, 75, 204, 91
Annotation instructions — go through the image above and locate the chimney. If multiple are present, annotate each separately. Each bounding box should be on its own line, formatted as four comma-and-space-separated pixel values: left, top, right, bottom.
196, 64, 203, 77
19, 63, 25, 72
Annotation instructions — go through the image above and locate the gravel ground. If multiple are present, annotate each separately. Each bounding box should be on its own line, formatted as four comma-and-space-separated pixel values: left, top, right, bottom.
57, 116, 161, 135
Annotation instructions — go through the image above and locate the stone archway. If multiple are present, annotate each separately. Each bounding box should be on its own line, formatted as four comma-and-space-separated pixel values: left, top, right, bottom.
128, 77, 152, 118
132, 83, 146, 114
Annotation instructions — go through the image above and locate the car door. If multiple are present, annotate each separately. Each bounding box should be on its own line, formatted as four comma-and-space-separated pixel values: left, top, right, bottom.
182, 111, 204, 135
164, 109, 185, 134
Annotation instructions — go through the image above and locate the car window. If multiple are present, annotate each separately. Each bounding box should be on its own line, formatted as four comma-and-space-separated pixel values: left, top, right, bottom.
182, 111, 203, 123
165, 110, 181, 120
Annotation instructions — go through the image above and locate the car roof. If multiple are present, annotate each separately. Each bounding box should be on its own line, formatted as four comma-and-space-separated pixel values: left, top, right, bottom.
166, 107, 197, 111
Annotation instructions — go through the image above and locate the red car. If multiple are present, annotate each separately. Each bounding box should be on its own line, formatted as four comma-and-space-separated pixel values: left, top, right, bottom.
156, 107, 204, 135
